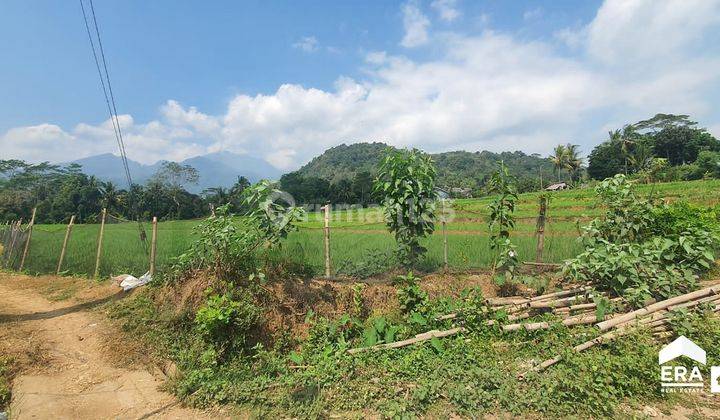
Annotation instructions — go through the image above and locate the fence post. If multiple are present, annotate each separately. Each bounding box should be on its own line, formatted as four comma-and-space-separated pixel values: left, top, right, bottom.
149, 216, 158, 276
535, 196, 547, 263
5, 219, 23, 269
441, 199, 448, 272
94, 208, 107, 279
56, 215, 75, 275
323, 204, 331, 278
19, 208, 37, 271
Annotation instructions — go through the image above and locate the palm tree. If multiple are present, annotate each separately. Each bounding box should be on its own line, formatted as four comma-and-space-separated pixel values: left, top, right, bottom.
609, 126, 637, 175
99, 181, 124, 214
549, 144, 568, 182
563, 144, 583, 183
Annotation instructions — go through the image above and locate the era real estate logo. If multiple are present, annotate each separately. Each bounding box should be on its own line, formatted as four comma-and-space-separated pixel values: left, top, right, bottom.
659, 335, 720, 393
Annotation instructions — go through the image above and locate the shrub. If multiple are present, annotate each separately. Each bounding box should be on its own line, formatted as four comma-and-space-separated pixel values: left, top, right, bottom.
564, 175, 720, 305
374, 148, 437, 268
194, 292, 260, 353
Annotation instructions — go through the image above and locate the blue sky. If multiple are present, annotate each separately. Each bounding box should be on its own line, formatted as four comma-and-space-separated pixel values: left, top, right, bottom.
2, 0, 720, 170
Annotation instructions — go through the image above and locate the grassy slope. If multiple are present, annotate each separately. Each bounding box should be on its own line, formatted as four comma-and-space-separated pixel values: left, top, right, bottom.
12, 179, 720, 277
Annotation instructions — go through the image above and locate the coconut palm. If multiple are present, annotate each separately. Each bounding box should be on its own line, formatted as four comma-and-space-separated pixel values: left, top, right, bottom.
564, 144, 583, 183
549, 144, 568, 182
99, 181, 124, 214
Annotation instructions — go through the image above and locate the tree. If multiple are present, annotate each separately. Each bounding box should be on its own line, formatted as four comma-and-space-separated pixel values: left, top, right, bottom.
99, 181, 124, 214
587, 141, 625, 180
564, 144, 584, 183
549, 144, 567, 182
373, 148, 437, 268
152, 162, 199, 218
351, 171, 374, 206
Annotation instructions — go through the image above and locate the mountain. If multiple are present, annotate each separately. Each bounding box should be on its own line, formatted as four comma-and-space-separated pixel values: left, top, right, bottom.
294, 142, 555, 191
69, 151, 282, 193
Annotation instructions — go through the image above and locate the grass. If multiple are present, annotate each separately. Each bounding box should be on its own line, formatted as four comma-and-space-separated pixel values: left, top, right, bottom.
4, 178, 720, 278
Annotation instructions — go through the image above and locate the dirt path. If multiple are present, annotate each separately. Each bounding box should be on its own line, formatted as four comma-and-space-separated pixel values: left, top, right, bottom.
0, 273, 220, 419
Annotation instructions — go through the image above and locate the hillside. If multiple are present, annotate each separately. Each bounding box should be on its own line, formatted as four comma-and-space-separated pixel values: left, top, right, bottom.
295, 142, 555, 191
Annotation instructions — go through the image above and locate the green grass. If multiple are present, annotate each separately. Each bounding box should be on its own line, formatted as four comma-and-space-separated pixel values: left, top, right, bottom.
7, 179, 720, 278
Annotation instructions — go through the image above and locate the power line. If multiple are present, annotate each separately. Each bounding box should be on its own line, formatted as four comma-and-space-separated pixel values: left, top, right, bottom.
79, 0, 148, 251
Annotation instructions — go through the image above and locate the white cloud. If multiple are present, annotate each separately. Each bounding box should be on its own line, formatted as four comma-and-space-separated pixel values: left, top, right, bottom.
432, 0, 460, 22
401, 1, 430, 47
293, 36, 319, 52
2, 0, 720, 172
523, 7, 542, 21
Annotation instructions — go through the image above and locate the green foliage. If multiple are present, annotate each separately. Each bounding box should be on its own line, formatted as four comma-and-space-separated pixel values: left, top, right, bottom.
171, 204, 261, 280
487, 161, 520, 284
394, 272, 429, 316
564, 175, 720, 304
0, 356, 11, 410
194, 292, 260, 353
242, 180, 305, 246
374, 148, 438, 267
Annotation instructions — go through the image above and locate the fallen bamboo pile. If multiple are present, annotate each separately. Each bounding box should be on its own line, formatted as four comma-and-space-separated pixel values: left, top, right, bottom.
520, 284, 720, 377
348, 283, 720, 364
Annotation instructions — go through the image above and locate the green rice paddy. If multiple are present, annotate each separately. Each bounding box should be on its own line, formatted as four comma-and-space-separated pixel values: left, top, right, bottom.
4, 179, 720, 278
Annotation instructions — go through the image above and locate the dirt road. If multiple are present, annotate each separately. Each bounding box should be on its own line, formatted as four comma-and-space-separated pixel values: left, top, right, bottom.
0, 273, 218, 419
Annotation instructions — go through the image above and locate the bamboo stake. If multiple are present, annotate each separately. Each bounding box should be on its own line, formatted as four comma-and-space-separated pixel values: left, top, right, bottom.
323, 204, 331, 278
535, 195, 546, 263
596, 284, 720, 331
6, 219, 23, 268
56, 215, 75, 275
442, 199, 448, 272
19, 207, 37, 271
348, 327, 465, 354
149, 216, 158, 276
94, 208, 107, 279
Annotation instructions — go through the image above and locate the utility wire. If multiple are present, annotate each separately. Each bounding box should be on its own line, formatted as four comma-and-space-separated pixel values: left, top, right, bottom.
79, 0, 148, 251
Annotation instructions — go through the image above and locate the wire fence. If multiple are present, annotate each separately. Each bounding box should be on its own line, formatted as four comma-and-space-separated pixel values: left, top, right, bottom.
0, 201, 583, 279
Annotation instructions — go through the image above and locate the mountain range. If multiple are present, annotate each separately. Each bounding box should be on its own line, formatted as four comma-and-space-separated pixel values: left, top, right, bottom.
69, 151, 282, 193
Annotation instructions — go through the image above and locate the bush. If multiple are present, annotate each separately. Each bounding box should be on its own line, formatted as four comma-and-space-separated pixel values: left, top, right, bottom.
564, 175, 720, 305
194, 292, 261, 353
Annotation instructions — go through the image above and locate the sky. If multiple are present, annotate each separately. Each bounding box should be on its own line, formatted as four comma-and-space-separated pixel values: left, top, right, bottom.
2, 0, 720, 171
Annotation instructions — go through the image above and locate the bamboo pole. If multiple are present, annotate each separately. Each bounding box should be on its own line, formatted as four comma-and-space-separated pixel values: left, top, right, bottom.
596, 284, 720, 331
348, 327, 465, 354
149, 216, 158, 276
56, 215, 75, 275
94, 208, 107, 279
323, 204, 331, 278
5, 219, 22, 268
442, 199, 448, 272
19, 208, 37, 271
535, 196, 547, 263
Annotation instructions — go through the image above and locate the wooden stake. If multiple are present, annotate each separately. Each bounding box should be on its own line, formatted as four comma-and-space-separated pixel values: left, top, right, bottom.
149, 216, 158, 276
441, 199, 448, 272
535, 195, 547, 263
323, 204, 331, 278
19, 208, 37, 271
94, 208, 107, 279
56, 215, 75, 275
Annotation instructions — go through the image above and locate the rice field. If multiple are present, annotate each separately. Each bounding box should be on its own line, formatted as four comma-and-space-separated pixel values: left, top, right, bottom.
3, 179, 720, 278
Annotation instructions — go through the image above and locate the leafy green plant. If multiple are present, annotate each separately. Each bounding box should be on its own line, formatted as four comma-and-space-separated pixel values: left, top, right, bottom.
487, 161, 519, 288
194, 292, 260, 353
394, 271, 428, 316
374, 148, 437, 267
362, 316, 400, 347
564, 175, 719, 304
171, 203, 262, 280
242, 179, 306, 246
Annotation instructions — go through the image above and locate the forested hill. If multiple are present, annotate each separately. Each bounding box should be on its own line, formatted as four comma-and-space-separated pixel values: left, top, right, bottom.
294, 142, 554, 192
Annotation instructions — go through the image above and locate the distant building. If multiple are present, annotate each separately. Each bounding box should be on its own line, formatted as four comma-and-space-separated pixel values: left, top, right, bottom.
450, 187, 472, 198
545, 182, 568, 191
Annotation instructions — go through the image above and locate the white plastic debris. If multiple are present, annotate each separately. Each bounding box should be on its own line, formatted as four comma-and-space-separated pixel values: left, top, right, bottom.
114, 271, 152, 291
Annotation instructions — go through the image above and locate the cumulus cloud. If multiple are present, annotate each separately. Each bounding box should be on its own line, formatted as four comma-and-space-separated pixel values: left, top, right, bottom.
292, 36, 319, 52
2, 0, 720, 172
431, 0, 460, 22
400, 1, 431, 47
